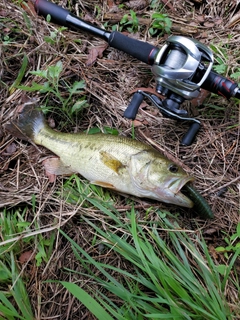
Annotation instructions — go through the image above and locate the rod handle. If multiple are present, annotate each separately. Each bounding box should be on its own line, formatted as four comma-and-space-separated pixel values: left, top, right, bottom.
109, 31, 158, 65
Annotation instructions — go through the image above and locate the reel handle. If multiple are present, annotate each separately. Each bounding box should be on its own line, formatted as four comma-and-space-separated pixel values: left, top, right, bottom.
125, 90, 201, 145
124, 92, 144, 120
181, 122, 200, 146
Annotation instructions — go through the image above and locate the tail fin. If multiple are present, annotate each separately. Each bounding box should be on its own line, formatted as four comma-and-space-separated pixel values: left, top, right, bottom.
4, 98, 46, 142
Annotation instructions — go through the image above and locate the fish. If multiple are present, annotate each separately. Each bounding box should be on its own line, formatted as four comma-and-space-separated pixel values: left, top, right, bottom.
4, 99, 213, 216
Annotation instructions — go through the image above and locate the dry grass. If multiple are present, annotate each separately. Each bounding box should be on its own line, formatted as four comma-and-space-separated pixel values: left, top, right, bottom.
0, 0, 239, 319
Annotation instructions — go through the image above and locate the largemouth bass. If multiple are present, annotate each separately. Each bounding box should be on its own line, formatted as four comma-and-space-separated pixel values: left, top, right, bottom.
5, 99, 213, 216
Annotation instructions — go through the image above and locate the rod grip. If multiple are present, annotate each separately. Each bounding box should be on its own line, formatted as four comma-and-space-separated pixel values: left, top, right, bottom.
108, 31, 158, 65
34, 0, 69, 25
194, 66, 240, 99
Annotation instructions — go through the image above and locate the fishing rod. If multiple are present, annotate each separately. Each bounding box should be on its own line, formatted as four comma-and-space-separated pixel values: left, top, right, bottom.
33, 0, 240, 145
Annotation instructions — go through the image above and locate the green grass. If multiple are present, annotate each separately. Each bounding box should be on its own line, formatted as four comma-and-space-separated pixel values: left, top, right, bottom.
215, 222, 240, 259
18, 60, 89, 122
0, 209, 34, 320
149, 13, 172, 36
119, 10, 139, 33
57, 174, 116, 206
1, 178, 239, 320
0, 204, 60, 319
59, 200, 239, 320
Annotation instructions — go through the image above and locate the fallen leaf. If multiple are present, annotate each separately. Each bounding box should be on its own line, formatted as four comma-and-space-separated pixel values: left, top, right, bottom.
133, 119, 143, 127
5, 143, 17, 155
44, 169, 56, 183
19, 251, 34, 264
21, 0, 37, 17
203, 228, 217, 235
0, 10, 8, 17
84, 13, 97, 24
3, 27, 11, 33
226, 12, 240, 28
208, 244, 219, 260
125, 0, 149, 10
214, 18, 223, 25
45, 170, 56, 182
191, 89, 210, 108
86, 44, 108, 66
200, 31, 209, 38
203, 21, 215, 28
196, 15, 205, 24
107, 0, 115, 9
161, 0, 175, 11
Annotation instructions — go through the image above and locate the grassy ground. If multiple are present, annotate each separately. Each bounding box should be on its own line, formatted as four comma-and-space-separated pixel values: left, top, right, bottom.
0, 0, 239, 319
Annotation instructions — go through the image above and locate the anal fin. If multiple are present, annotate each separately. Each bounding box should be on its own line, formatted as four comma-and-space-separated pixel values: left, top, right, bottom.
92, 180, 117, 190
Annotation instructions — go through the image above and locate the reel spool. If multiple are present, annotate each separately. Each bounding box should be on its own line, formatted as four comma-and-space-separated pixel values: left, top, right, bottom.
152, 35, 214, 99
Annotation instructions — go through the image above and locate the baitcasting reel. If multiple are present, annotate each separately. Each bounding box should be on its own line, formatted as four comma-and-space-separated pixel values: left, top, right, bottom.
124, 36, 214, 145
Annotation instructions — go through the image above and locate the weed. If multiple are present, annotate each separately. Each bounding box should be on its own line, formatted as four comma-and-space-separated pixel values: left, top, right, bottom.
149, 0, 164, 10
131, 121, 135, 139
44, 26, 68, 45
0, 208, 34, 320
94, 5, 102, 20
229, 71, 240, 85
60, 282, 113, 320
2, 34, 14, 45
34, 227, 56, 267
0, 200, 58, 317
215, 222, 240, 259
18, 61, 89, 119
85, 126, 119, 135
149, 13, 172, 36
9, 54, 28, 94
210, 44, 229, 74
119, 10, 139, 33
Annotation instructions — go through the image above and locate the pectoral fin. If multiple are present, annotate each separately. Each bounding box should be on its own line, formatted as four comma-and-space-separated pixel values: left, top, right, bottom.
100, 151, 124, 173
43, 157, 75, 175
92, 180, 117, 190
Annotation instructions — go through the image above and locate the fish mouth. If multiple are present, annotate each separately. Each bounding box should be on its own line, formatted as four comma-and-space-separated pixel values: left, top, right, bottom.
161, 176, 195, 208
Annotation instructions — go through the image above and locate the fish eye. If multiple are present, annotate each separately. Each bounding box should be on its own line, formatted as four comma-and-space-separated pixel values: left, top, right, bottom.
168, 164, 179, 173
